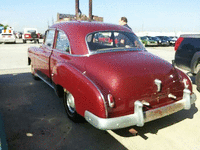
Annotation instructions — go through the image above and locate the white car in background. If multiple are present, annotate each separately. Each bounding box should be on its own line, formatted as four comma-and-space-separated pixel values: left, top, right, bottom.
22, 28, 40, 43
0, 27, 16, 44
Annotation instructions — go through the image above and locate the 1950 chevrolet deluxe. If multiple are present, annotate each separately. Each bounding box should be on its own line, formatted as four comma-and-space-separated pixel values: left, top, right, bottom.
28, 21, 196, 130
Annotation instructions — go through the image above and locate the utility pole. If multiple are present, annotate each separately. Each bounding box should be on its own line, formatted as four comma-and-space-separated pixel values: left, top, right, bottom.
75, 0, 79, 19
89, 0, 92, 21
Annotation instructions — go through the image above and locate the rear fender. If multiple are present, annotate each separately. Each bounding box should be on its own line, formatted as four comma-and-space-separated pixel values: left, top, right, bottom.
52, 63, 107, 118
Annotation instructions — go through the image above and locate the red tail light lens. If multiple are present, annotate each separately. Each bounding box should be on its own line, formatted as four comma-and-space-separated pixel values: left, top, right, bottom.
175, 37, 184, 51
25, 34, 31, 38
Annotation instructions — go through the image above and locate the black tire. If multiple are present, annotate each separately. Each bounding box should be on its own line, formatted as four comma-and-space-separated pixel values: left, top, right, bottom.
63, 91, 84, 122
23, 39, 26, 43
30, 62, 40, 80
196, 69, 200, 92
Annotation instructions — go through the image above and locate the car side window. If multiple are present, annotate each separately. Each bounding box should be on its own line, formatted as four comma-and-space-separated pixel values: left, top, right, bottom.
44, 30, 55, 48
56, 31, 70, 53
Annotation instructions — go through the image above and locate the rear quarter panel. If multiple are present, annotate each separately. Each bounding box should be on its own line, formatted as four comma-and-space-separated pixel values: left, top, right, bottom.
52, 62, 107, 118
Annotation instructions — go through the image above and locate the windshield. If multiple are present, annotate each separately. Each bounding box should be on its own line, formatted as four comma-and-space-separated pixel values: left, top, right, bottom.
27, 30, 36, 33
86, 31, 145, 54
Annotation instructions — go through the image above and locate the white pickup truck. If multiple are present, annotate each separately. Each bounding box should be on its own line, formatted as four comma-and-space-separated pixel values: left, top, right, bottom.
22, 28, 40, 43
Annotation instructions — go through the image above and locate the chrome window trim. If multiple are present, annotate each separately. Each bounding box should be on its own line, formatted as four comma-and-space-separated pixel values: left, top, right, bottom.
44, 28, 56, 48
55, 29, 72, 54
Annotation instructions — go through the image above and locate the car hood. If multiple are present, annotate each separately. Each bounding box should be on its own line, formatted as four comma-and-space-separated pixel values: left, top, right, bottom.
84, 51, 184, 117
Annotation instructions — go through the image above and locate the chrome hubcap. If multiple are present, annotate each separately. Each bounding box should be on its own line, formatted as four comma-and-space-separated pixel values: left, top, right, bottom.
66, 93, 75, 113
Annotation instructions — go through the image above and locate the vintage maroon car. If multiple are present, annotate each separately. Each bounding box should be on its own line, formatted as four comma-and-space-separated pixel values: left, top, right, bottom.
28, 21, 196, 130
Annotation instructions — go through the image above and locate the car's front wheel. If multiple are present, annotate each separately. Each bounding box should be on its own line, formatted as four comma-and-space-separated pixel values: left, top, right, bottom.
63, 90, 84, 122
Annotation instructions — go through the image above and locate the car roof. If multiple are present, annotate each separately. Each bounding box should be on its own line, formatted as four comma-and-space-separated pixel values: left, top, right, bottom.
51, 21, 133, 55
180, 34, 200, 38
52, 21, 132, 32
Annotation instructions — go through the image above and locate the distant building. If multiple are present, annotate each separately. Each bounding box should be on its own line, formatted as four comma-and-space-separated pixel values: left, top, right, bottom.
57, 13, 76, 22
56, 13, 103, 23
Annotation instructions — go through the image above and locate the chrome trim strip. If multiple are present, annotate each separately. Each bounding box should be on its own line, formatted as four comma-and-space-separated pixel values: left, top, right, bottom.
35, 73, 55, 90
83, 75, 108, 117
52, 48, 90, 57
54, 29, 72, 54
32, 55, 48, 63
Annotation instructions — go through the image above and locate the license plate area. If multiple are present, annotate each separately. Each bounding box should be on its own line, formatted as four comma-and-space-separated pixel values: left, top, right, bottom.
144, 102, 184, 122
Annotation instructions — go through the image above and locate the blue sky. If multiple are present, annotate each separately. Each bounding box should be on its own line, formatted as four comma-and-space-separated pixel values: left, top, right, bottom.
1, 0, 200, 33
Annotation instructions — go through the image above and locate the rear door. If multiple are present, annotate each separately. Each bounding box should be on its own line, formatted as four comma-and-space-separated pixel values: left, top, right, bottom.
35, 29, 56, 82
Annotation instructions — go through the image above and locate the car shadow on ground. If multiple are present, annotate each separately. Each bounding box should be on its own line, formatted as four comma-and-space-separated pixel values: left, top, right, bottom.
0, 73, 127, 150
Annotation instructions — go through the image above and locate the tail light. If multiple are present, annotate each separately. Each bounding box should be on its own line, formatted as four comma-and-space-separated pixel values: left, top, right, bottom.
107, 94, 115, 108
25, 34, 31, 38
175, 37, 184, 51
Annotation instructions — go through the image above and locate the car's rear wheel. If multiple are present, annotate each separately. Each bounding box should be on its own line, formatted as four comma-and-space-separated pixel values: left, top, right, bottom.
30, 62, 40, 80
196, 69, 200, 92
63, 90, 84, 122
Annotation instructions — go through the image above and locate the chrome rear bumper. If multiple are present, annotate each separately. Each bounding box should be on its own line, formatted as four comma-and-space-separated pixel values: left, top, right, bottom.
85, 89, 196, 130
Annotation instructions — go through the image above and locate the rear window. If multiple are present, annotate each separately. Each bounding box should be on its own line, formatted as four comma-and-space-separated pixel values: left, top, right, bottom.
86, 31, 144, 54
181, 38, 200, 49
27, 30, 36, 33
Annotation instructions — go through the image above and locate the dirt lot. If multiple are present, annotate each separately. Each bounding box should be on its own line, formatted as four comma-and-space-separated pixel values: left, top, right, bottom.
0, 40, 199, 150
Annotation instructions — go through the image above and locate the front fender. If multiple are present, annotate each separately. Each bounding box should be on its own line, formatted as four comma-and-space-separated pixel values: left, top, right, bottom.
52, 63, 108, 118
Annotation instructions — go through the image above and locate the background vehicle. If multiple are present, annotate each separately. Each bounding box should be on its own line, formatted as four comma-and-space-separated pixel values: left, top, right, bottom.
22, 28, 40, 43
0, 26, 3, 34
17, 32, 23, 39
156, 36, 170, 46
174, 34, 200, 91
174, 34, 200, 74
28, 22, 196, 130
140, 36, 157, 46
167, 36, 176, 46
0, 27, 16, 43
151, 36, 162, 45
169, 36, 178, 41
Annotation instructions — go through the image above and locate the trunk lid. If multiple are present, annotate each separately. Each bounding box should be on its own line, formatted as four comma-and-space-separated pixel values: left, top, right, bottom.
84, 51, 184, 117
